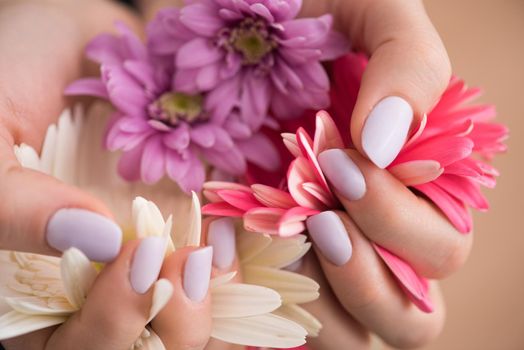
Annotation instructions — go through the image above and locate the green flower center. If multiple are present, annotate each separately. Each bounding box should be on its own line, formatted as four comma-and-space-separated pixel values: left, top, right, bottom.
150, 92, 204, 125
230, 18, 276, 65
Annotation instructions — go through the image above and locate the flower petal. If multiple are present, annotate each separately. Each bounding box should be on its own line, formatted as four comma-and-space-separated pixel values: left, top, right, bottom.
211, 283, 281, 318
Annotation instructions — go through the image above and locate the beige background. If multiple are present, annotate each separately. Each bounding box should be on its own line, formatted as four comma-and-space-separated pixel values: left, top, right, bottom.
395, 1, 524, 349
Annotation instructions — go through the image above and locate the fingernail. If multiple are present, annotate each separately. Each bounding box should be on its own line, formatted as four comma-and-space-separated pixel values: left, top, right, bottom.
318, 149, 366, 201
130, 236, 166, 294
46, 208, 122, 262
362, 96, 413, 168
184, 247, 213, 302
207, 218, 235, 269
306, 211, 352, 266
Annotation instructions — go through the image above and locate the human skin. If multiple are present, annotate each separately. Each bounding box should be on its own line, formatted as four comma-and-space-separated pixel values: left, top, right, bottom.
0, 0, 472, 349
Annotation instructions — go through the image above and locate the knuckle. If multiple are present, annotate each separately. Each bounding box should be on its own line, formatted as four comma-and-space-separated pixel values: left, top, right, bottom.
434, 233, 473, 278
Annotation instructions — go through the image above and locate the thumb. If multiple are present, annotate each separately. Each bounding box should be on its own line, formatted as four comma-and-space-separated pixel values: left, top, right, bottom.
0, 129, 122, 262
346, 0, 451, 168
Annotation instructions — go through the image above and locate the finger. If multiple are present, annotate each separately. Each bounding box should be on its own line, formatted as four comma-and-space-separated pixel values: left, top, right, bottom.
0, 135, 122, 262
292, 252, 371, 350
306, 211, 446, 348
331, 0, 452, 168
47, 238, 169, 350
0, 0, 144, 261
317, 148, 472, 278
1, 328, 54, 350
152, 246, 213, 350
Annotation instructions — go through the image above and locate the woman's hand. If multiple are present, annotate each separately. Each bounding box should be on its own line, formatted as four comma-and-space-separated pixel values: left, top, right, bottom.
295, 0, 471, 348
2, 240, 215, 350
0, 0, 141, 261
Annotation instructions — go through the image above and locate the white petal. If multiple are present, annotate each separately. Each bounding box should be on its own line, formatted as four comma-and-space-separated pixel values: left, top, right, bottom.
211, 283, 281, 318
237, 232, 272, 264
147, 279, 174, 323
14, 144, 41, 171
138, 327, 166, 350
186, 191, 202, 247
242, 266, 319, 304
247, 237, 311, 269
162, 215, 176, 253
210, 272, 237, 289
211, 313, 307, 348
274, 304, 322, 337
0, 311, 66, 340
60, 248, 97, 309
4, 296, 75, 316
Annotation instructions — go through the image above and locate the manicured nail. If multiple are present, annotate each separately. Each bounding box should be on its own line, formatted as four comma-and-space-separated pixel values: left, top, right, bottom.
306, 211, 352, 266
318, 149, 366, 201
184, 247, 213, 302
207, 218, 235, 269
362, 96, 413, 168
130, 236, 166, 294
46, 208, 122, 262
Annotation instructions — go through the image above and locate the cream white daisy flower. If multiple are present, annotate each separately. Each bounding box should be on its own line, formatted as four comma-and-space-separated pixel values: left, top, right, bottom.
0, 103, 313, 348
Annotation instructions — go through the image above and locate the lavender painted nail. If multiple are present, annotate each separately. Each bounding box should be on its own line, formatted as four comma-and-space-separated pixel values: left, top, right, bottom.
318, 149, 366, 201
306, 211, 352, 266
362, 96, 413, 168
207, 218, 235, 269
46, 208, 122, 262
130, 237, 166, 294
184, 247, 213, 302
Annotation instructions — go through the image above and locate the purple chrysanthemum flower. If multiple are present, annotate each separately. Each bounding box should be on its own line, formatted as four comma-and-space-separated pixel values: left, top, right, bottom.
66, 23, 280, 193
147, 0, 349, 130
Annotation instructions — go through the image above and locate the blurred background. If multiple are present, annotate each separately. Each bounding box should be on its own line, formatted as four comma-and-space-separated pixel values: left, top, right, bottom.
391, 0, 523, 349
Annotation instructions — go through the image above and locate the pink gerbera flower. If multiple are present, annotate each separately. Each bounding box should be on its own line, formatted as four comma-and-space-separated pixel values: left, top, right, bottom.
147, 0, 349, 130
203, 111, 435, 312
66, 23, 280, 193
202, 53, 508, 313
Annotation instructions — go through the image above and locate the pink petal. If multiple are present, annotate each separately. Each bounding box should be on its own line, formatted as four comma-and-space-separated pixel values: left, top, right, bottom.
388, 160, 444, 186
302, 182, 338, 207
282, 133, 301, 157
177, 151, 206, 193
202, 202, 245, 217
251, 184, 297, 209
278, 207, 321, 237
415, 182, 472, 234
433, 175, 489, 211
216, 190, 261, 211
287, 157, 327, 210
373, 244, 434, 313
296, 128, 331, 193
313, 110, 345, 154
244, 207, 286, 235
395, 136, 474, 167
163, 125, 190, 150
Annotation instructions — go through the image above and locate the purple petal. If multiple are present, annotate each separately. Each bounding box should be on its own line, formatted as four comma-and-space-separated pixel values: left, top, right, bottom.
320, 31, 351, 60
203, 146, 246, 175
86, 34, 127, 65
175, 150, 206, 193
240, 73, 270, 130
176, 38, 224, 69
205, 76, 241, 124
140, 136, 166, 184
280, 15, 332, 48
102, 65, 149, 118
196, 62, 220, 91
163, 124, 191, 150
190, 124, 218, 148
224, 114, 252, 138
180, 3, 224, 36
115, 21, 148, 61
64, 78, 109, 99
123, 60, 157, 93
249, 3, 275, 22
117, 142, 146, 182
165, 148, 192, 181
173, 68, 200, 94
236, 132, 281, 171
